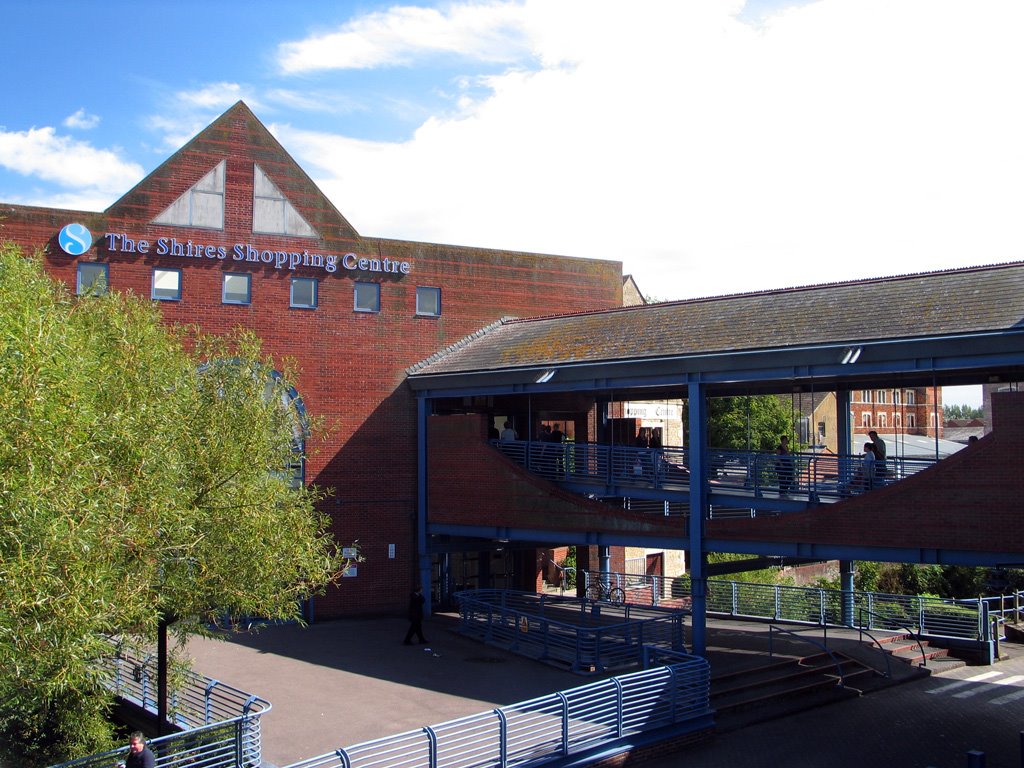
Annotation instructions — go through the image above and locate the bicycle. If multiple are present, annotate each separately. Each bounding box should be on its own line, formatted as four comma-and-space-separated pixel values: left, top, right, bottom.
586, 578, 625, 605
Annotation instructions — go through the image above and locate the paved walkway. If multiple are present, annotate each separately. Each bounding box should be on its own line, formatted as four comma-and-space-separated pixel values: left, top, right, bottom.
183, 615, 1024, 768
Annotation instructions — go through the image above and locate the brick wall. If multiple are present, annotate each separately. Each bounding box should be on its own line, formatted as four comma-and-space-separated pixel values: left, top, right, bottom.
0, 103, 624, 618
427, 414, 680, 539
707, 391, 1024, 556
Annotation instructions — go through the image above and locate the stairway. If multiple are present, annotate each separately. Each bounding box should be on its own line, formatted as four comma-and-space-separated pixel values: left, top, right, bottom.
875, 632, 969, 672
710, 652, 877, 730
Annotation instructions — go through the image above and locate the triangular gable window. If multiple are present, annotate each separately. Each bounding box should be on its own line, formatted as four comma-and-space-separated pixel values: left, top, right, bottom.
152, 160, 225, 229
253, 165, 316, 237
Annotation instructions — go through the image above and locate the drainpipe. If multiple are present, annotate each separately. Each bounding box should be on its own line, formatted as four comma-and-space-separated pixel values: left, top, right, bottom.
417, 397, 432, 614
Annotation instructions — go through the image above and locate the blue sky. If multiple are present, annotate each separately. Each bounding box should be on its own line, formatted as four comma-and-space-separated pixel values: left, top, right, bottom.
2, 0, 1019, 407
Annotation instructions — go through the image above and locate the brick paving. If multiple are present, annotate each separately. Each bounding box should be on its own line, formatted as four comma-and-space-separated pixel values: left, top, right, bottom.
183, 615, 1024, 768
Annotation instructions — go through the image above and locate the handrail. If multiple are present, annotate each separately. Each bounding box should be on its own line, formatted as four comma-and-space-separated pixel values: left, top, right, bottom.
767, 624, 849, 687
844, 623, 894, 679
857, 606, 930, 667
490, 438, 941, 502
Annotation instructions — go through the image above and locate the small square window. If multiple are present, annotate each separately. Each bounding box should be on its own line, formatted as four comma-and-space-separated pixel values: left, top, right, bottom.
290, 277, 318, 309
354, 282, 380, 313
416, 286, 441, 316
223, 273, 251, 305
77, 263, 109, 296
152, 268, 181, 301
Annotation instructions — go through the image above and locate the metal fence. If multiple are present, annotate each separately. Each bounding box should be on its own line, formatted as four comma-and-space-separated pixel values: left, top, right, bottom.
492, 439, 939, 502
574, 570, 991, 645
454, 589, 686, 674
49, 646, 271, 768
283, 654, 712, 768
49, 717, 256, 768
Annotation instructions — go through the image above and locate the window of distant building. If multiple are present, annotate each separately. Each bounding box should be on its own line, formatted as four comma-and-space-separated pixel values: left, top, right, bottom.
77, 262, 109, 296
290, 277, 317, 309
223, 273, 251, 305
415, 286, 441, 317
877, 390, 887, 404
862, 412, 872, 428
908, 413, 917, 428
906, 390, 916, 405
894, 390, 902, 405
354, 282, 380, 313
878, 413, 888, 428
862, 390, 872, 403
894, 413, 902, 429
152, 268, 181, 301
152, 160, 225, 229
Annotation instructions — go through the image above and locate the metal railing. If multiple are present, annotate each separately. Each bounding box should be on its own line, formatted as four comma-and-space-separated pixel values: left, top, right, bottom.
105, 646, 271, 732
767, 625, 852, 687
283, 653, 712, 768
579, 570, 991, 645
48, 718, 256, 768
49, 646, 271, 768
492, 439, 940, 503
454, 589, 687, 674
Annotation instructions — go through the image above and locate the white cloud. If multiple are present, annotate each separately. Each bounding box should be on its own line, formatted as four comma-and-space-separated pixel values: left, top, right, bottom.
274, 0, 1024, 301
277, 2, 535, 72
147, 83, 263, 151
63, 108, 100, 130
0, 126, 142, 196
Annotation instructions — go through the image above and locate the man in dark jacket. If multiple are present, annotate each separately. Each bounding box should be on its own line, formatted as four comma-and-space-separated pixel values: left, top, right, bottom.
403, 585, 428, 645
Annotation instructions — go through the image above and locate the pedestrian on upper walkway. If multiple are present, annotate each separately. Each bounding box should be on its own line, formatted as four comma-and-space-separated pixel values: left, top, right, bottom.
868, 429, 887, 482
776, 435, 795, 496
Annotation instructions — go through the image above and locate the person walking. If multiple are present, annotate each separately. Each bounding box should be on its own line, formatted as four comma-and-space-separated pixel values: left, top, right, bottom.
118, 732, 155, 768
403, 585, 428, 645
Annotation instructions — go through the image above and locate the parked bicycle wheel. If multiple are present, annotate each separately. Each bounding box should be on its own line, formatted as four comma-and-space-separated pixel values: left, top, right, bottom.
586, 582, 605, 601
608, 587, 625, 605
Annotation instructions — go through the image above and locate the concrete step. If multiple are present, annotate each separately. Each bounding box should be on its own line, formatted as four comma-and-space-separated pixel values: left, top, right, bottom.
876, 632, 968, 672
710, 652, 874, 731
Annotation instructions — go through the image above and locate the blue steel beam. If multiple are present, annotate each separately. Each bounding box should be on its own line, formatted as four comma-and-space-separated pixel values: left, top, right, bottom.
424, 520, 1020, 568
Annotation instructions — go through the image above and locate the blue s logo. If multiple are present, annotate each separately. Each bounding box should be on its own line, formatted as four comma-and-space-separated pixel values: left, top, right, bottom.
58, 223, 92, 256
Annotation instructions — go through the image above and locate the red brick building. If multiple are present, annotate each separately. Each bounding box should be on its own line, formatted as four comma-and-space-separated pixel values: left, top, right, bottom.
849, 386, 943, 438
0, 102, 625, 618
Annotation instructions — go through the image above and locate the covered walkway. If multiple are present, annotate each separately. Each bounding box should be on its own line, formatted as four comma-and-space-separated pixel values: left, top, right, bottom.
408, 261, 1024, 655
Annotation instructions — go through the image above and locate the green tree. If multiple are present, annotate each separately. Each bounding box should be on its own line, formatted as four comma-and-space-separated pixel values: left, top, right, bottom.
700, 395, 795, 451
0, 243, 353, 765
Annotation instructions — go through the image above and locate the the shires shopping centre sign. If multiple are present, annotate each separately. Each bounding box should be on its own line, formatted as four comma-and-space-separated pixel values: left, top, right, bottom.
57, 224, 412, 277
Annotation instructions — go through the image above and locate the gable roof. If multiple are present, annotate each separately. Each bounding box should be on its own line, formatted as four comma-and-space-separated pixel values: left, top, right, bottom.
106, 101, 359, 240
408, 261, 1024, 383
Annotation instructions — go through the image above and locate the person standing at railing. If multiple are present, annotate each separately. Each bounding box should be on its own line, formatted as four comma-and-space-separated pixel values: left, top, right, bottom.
844, 441, 878, 495
116, 732, 155, 768
499, 420, 517, 441
550, 423, 566, 474
776, 435, 795, 496
868, 430, 887, 482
